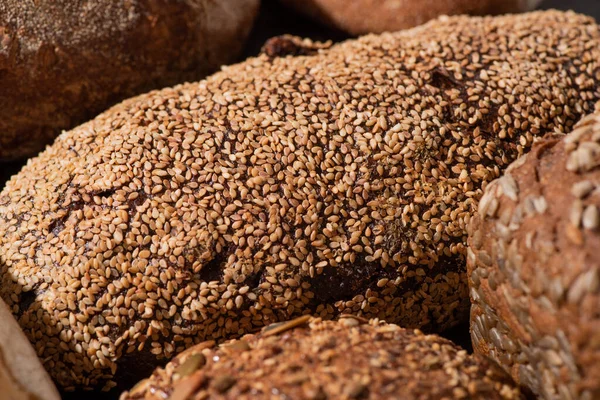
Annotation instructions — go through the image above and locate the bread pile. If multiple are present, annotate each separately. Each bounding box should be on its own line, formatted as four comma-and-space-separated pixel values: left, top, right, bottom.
1, 10, 598, 393
0, 2, 599, 400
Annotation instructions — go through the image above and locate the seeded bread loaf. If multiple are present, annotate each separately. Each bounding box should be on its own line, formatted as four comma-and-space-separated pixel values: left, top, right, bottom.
1, 10, 599, 392
279, 0, 542, 35
0, 298, 61, 400
120, 316, 522, 400
0, 0, 259, 161
467, 111, 600, 400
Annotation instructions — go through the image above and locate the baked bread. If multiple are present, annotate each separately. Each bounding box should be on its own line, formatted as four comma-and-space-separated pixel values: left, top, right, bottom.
0, 297, 61, 400
1, 10, 599, 392
279, 0, 542, 35
0, 0, 259, 161
120, 316, 522, 400
467, 110, 600, 399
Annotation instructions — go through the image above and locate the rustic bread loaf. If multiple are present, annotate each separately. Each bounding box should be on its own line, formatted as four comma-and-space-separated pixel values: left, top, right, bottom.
467, 110, 600, 400
1, 10, 599, 392
0, 0, 259, 161
280, 0, 542, 35
0, 298, 60, 400
120, 316, 522, 400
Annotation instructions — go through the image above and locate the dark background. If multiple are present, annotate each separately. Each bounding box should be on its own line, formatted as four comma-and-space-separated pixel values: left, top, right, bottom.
0, 0, 598, 399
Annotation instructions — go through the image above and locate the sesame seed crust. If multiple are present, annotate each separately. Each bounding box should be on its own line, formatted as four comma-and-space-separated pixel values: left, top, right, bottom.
120, 317, 523, 400
468, 107, 600, 400
1, 10, 600, 391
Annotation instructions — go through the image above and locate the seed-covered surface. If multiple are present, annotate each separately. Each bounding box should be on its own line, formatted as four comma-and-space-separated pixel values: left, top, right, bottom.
1, 10, 600, 391
467, 108, 600, 400
120, 317, 522, 400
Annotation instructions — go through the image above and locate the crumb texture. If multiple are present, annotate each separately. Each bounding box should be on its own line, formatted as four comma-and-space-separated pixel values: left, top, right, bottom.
0, 0, 260, 160
120, 317, 522, 400
468, 107, 600, 399
279, 0, 541, 35
0, 10, 599, 391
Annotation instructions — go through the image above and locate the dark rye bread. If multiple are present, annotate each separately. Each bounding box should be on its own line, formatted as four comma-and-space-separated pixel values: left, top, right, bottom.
467, 109, 600, 400
0, 298, 61, 400
1, 10, 599, 391
0, 0, 259, 161
120, 316, 522, 400
279, 0, 542, 35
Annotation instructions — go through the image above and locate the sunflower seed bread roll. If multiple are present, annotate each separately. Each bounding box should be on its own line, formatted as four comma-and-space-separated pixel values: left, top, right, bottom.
279, 0, 542, 35
120, 317, 523, 400
0, 0, 259, 161
0, 298, 60, 400
1, 10, 599, 392
467, 109, 600, 400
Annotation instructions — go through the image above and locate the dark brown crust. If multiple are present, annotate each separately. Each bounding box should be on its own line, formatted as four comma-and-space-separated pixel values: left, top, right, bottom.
468, 110, 600, 399
0, 0, 259, 161
1, 10, 599, 392
120, 317, 522, 400
261, 35, 333, 58
279, 0, 541, 35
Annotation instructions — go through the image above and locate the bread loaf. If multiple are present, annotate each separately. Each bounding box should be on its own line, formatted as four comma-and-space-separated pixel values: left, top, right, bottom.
1, 10, 599, 392
280, 0, 542, 35
0, 0, 259, 161
467, 109, 600, 400
0, 298, 60, 400
120, 316, 522, 400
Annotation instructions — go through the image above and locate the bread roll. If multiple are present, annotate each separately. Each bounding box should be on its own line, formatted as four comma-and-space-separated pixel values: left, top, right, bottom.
0, 0, 259, 161
1, 10, 599, 391
0, 298, 60, 400
120, 316, 522, 400
467, 110, 600, 400
280, 0, 542, 35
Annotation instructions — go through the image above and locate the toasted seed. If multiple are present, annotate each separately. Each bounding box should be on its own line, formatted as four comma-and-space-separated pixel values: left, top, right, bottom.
262, 315, 312, 337
571, 181, 595, 198
212, 375, 236, 393
175, 353, 206, 379
582, 205, 599, 230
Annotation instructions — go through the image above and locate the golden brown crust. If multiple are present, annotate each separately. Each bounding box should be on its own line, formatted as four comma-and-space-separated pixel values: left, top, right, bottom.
1, 10, 599, 392
0, 0, 259, 161
468, 109, 600, 399
120, 317, 522, 400
0, 298, 60, 400
280, 0, 542, 35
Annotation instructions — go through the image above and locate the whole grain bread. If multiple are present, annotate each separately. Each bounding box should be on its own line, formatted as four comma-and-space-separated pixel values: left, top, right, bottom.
280, 0, 542, 35
0, 298, 60, 400
467, 109, 600, 400
0, 0, 259, 161
120, 316, 522, 400
1, 10, 599, 392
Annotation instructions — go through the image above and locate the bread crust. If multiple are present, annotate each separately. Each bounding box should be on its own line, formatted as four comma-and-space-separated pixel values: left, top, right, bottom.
280, 0, 542, 35
0, 298, 60, 400
0, 10, 599, 392
468, 110, 600, 399
120, 317, 522, 400
0, 0, 259, 161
